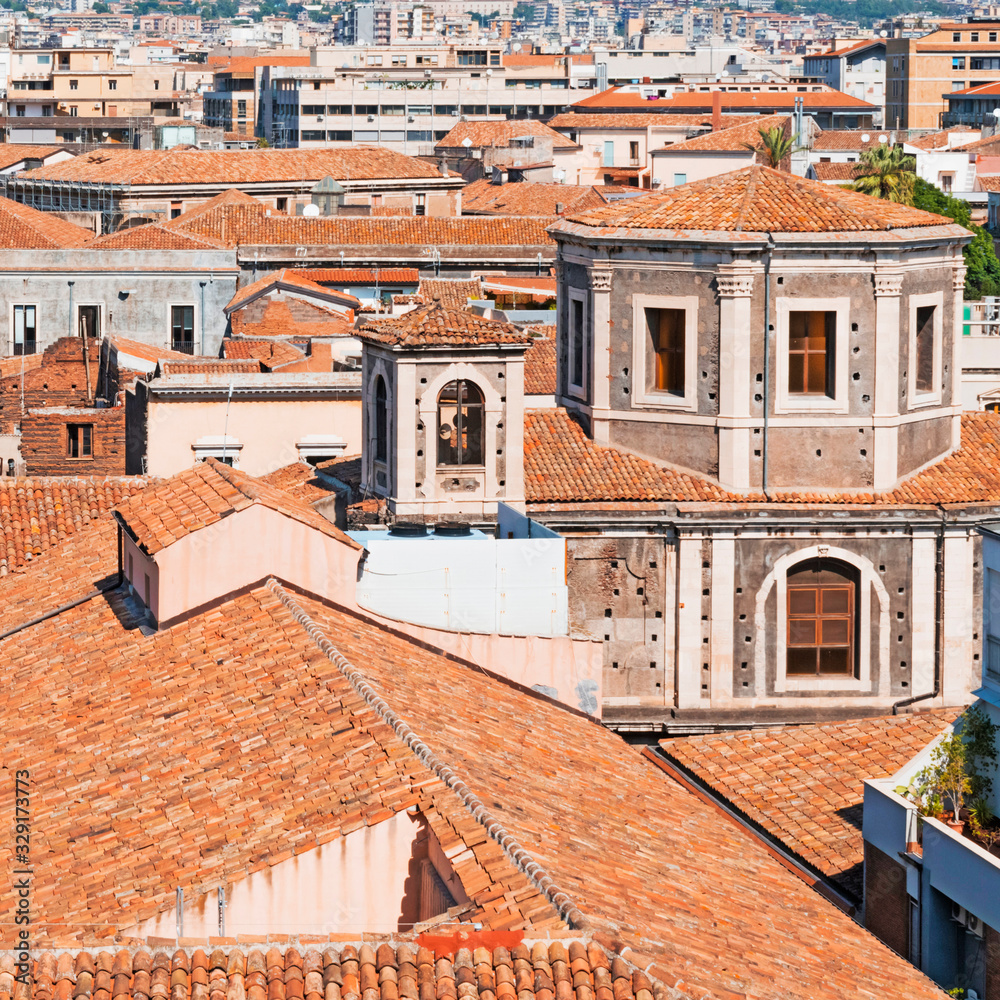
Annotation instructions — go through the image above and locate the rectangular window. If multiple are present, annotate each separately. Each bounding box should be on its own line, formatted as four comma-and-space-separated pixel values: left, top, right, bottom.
915, 304, 936, 393
954, 31, 962, 41
953, 57, 966, 69
991, 31, 997, 41
646, 307, 685, 395
972, 31, 980, 41
108, 79, 117, 90
78, 305, 100, 339
787, 310, 835, 396
602, 140, 614, 167
13, 305, 36, 355
629, 140, 639, 163
673, 173, 687, 186
69, 106, 78, 116
67, 423, 93, 459
570, 296, 585, 391
171, 305, 194, 354
415, 193, 426, 216
69, 79, 78, 90
787, 585, 853, 676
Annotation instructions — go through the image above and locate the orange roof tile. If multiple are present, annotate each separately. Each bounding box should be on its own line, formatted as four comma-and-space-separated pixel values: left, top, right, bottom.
462, 178, 610, 216
811, 160, 860, 181
571, 86, 877, 112
107, 335, 205, 366
524, 335, 556, 395
160, 358, 261, 375
558, 165, 957, 235
414, 277, 482, 308
293, 267, 420, 285
259, 460, 337, 504
658, 114, 790, 152
547, 112, 762, 129
0, 194, 94, 249
225, 267, 359, 312
0, 143, 71, 169
437, 119, 578, 150
222, 338, 306, 369
661, 710, 959, 900
358, 301, 531, 348
20, 147, 444, 186
811, 129, 892, 151
230, 297, 355, 339
113, 458, 357, 556
86, 222, 230, 250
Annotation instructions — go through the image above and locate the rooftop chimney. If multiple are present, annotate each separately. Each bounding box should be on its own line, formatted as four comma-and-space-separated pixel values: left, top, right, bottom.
712, 91, 722, 132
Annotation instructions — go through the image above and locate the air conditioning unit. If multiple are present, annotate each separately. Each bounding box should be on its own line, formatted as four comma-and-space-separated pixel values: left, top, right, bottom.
968, 914, 984, 938
368, 114, 376, 121
951, 903, 967, 924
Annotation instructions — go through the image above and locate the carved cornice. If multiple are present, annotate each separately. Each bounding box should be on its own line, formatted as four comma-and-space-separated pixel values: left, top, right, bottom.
953, 268, 968, 292
873, 273, 903, 298
716, 274, 755, 298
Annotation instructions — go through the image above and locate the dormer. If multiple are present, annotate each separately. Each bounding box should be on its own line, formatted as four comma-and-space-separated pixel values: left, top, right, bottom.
356, 298, 531, 520
113, 459, 361, 628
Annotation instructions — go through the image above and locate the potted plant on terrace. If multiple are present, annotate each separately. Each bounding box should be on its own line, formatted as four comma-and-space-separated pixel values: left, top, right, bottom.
913, 732, 971, 832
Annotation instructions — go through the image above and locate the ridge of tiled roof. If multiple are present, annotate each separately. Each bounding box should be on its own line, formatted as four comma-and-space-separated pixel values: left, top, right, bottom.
230, 297, 355, 338
160, 358, 262, 375
437, 119, 578, 150
811, 160, 859, 181
292, 267, 420, 285
811, 129, 890, 151
113, 459, 358, 556
0, 194, 95, 249
107, 335, 206, 366
414, 277, 482, 308
222, 338, 307, 368
571, 87, 876, 111
20, 147, 444, 186
259, 462, 338, 504
357, 301, 532, 348
559, 165, 957, 234
660, 709, 960, 901
0, 476, 150, 577
905, 127, 980, 150
167, 187, 265, 225
658, 114, 790, 152
547, 112, 763, 129
0, 143, 70, 169
12, 942, 658, 1000
525, 409, 1000, 507
950, 132, 1000, 153
86, 222, 230, 250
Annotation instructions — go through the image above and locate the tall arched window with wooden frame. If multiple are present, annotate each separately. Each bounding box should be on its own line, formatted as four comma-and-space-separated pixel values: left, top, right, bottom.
786, 559, 859, 677
437, 379, 484, 468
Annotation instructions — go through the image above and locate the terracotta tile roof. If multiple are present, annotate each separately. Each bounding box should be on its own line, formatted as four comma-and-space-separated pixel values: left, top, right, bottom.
0, 143, 71, 169
524, 335, 557, 395
660, 710, 960, 900
19, 147, 444, 185
462, 178, 610, 216
437, 119, 578, 150
811, 129, 891, 151
658, 114, 790, 152
951, 133, 1000, 153
225, 268, 358, 313
948, 81, 1000, 96
293, 267, 420, 285
904, 127, 979, 150
259, 461, 337, 504
169, 207, 557, 249
86, 222, 230, 250
107, 335, 204, 367
811, 160, 859, 181
357, 301, 531, 348
559, 165, 956, 234
414, 277, 482, 308
281, 590, 948, 1000
482, 276, 557, 297
0, 194, 94, 248
526, 410, 1000, 507
813, 38, 885, 58
980, 175, 1000, 192
222, 338, 306, 369
230, 297, 355, 339
571, 87, 877, 112
160, 358, 262, 375
0, 476, 149, 577
547, 112, 769, 130
16, 942, 647, 1000
113, 458, 357, 556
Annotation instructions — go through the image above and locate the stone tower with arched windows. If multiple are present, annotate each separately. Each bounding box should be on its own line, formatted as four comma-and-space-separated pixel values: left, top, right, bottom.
356, 299, 531, 520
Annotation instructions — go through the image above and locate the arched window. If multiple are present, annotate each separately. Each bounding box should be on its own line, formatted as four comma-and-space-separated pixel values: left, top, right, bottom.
437, 379, 484, 468
374, 375, 388, 463
786, 559, 859, 677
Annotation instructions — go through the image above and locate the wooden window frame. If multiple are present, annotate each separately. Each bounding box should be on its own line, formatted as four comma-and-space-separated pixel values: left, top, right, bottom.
908, 291, 943, 407
786, 582, 854, 676
787, 310, 835, 396
630, 293, 698, 411
775, 296, 850, 413
67, 423, 93, 460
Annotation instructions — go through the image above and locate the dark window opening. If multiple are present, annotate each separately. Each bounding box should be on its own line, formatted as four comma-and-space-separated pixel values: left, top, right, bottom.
78, 305, 100, 339
646, 306, 685, 395
13, 304, 36, 356
171, 305, 195, 354
437, 379, 484, 467
375, 374, 388, 462
788, 310, 835, 396
915, 304, 936, 393
570, 297, 585, 389
67, 423, 93, 459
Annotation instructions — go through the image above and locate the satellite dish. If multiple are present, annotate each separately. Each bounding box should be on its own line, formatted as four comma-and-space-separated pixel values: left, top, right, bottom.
461, 137, 473, 148
993, 108, 1000, 119
512, 42, 521, 51
302, 203, 320, 217
878, 133, 888, 143
880, 29, 888, 37
861, 133, 870, 142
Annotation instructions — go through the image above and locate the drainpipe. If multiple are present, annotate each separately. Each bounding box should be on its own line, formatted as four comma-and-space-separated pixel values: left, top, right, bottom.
67, 279, 74, 338
761, 237, 775, 498
893, 509, 945, 713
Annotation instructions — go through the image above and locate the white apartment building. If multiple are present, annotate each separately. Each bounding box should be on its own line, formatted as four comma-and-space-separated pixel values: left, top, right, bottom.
259, 44, 594, 150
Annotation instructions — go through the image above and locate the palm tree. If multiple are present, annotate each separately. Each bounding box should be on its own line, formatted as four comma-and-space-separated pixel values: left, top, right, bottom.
742, 126, 798, 170
852, 144, 916, 204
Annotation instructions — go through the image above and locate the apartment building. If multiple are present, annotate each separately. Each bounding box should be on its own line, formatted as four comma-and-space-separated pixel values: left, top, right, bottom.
338, 1, 437, 45
259, 44, 590, 150
802, 39, 886, 112
887, 21, 1000, 129
8, 47, 182, 121
203, 54, 311, 137
137, 13, 202, 35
